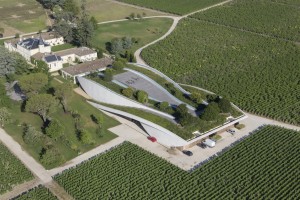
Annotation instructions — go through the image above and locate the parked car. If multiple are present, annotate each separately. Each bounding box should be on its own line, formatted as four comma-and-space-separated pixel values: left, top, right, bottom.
182, 150, 193, 156
226, 129, 236, 134
199, 143, 207, 149
147, 136, 157, 142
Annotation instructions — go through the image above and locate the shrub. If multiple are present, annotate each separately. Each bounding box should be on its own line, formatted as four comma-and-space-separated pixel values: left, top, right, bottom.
201, 102, 220, 121
235, 124, 245, 130
23, 124, 43, 145
112, 61, 125, 71
79, 129, 94, 145
190, 92, 202, 104
122, 87, 134, 98
103, 69, 113, 81
136, 90, 148, 104
45, 120, 65, 140
159, 101, 169, 110
218, 98, 232, 113
210, 134, 222, 141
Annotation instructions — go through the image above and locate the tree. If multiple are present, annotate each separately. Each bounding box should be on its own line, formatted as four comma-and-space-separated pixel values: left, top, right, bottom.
90, 16, 98, 30
79, 129, 94, 145
110, 38, 123, 54
63, 0, 79, 15
22, 124, 43, 144
176, 104, 192, 126
122, 87, 134, 98
129, 13, 135, 20
103, 69, 113, 81
190, 92, 202, 104
40, 145, 65, 166
26, 94, 57, 123
54, 83, 73, 113
53, 20, 74, 43
46, 120, 65, 140
201, 102, 220, 121
0, 47, 30, 77
19, 73, 48, 96
159, 102, 169, 110
0, 107, 11, 127
137, 90, 148, 104
206, 94, 218, 103
122, 36, 132, 49
90, 114, 104, 126
75, 15, 94, 46
218, 98, 232, 113
113, 61, 125, 71
137, 13, 142, 20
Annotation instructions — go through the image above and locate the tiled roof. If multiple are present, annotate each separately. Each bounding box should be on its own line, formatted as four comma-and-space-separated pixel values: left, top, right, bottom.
55, 47, 96, 57
61, 58, 112, 76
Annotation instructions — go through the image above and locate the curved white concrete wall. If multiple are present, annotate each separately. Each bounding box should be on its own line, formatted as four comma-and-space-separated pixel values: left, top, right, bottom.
129, 63, 191, 94
78, 77, 175, 120
88, 102, 188, 147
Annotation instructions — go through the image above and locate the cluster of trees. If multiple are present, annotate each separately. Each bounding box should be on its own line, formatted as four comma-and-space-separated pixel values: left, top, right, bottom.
110, 36, 139, 56
128, 12, 146, 20
39, 0, 97, 47
142, 19, 300, 126
121, 87, 149, 104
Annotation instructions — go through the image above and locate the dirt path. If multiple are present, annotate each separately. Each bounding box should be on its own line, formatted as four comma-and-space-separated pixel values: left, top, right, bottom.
134, 0, 233, 65
45, 181, 74, 200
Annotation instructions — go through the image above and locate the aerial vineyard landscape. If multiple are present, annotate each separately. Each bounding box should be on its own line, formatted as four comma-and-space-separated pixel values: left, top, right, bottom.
0, 143, 33, 194
54, 126, 300, 199
142, 19, 300, 126
117, 0, 225, 15
0, 0, 299, 199
191, 0, 300, 42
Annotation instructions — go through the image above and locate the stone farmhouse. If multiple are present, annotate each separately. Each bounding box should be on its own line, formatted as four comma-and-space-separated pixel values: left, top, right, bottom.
4, 32, 98, 73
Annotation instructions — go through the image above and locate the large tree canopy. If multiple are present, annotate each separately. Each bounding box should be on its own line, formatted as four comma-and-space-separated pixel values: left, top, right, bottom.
19, 73, 48, 96
0, 47, 30, 77
26, 94, 57, 123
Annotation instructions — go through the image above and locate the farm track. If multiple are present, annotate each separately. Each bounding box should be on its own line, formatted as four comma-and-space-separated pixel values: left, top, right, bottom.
134, 0, 233, 64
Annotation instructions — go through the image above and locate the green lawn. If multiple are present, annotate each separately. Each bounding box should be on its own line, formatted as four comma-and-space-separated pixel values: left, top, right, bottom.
92, 18, 173, 52
4, 80, 120, 169
0, 0, 47, 36
76, 0, 170, 22
51, 44, 76, 52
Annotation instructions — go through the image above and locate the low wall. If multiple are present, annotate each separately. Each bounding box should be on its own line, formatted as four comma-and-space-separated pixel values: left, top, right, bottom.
88, 102, 188, 147
77, 77, 175, 120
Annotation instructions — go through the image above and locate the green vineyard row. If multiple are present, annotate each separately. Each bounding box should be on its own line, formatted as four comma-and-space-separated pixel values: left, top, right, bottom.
54, 126, 300, 199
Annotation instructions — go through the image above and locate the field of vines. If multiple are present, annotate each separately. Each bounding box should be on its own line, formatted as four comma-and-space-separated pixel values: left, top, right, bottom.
0, 143, 33, 194
54, 126, 300, 199
191, 0, 300, 42
117, 0, 225, 15
13, 186, 57, 200
142, 19, 300, 126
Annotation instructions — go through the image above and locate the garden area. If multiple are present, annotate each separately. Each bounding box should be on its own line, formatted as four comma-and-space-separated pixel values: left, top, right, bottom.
87, 60, 242, 140
0, 46, 120, 169
54, 126, 300, 199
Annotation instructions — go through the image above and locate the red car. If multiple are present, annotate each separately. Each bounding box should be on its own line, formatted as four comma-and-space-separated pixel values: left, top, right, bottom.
147, 136, 157, 142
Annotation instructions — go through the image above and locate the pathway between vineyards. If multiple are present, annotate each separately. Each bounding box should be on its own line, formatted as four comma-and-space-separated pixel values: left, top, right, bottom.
134, 0, 234, 65
0, 127, 125, 199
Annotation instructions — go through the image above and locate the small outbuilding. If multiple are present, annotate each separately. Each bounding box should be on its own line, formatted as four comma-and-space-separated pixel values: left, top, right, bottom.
203, 139, 216, 148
